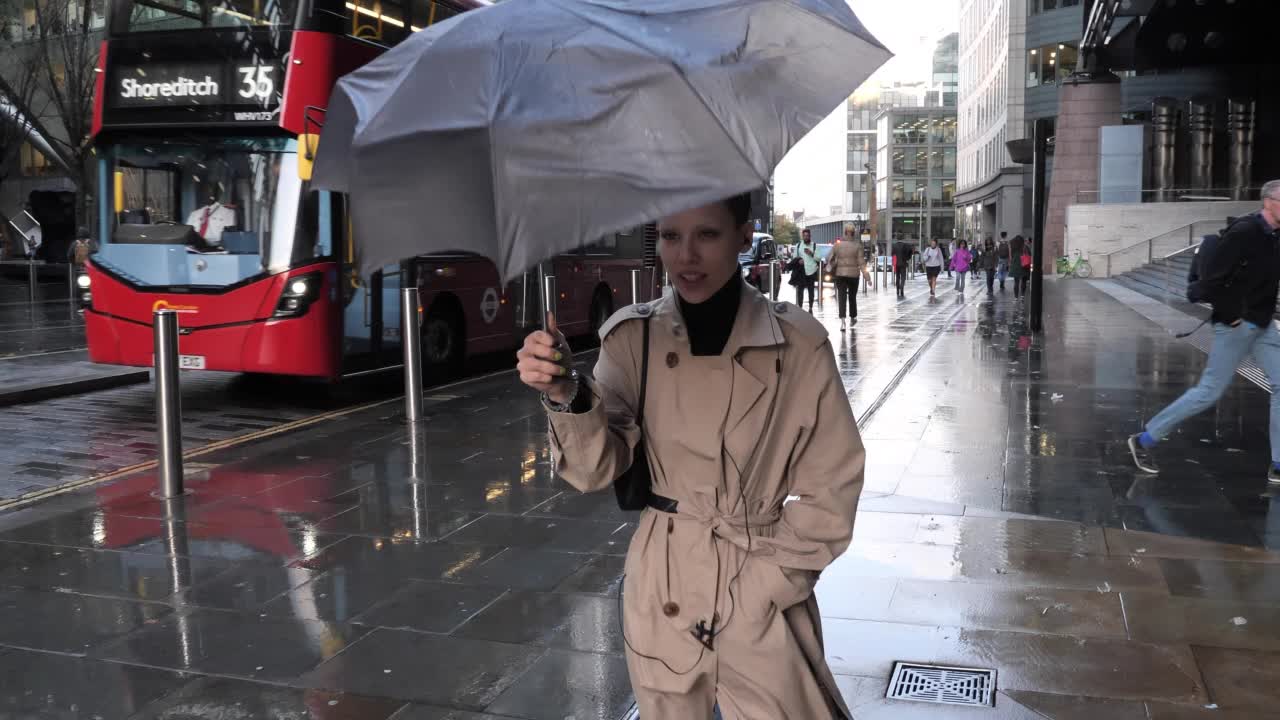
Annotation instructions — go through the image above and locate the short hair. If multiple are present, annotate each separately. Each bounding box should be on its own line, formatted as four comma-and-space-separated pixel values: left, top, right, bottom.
1000, 231, 1008, 238
801, 227, 811, 235
722, 193, 752, 226
1263, 180, 1280, 201
844, 223, 858, 234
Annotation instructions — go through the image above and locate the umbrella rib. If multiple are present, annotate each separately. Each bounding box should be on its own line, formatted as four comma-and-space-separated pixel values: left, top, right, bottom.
542, 0, 768, 187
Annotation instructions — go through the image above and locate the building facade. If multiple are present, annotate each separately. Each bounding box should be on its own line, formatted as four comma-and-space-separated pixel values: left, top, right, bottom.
956, 0, 1031, 245
874, 105, 958, 246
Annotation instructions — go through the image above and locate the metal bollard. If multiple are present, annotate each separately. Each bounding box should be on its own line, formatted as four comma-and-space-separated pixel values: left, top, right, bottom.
817, 269, 825, 308
630, 268, 640, 305
401, 287, 424, 423
67, 263, 75, 302
28, 260, 36, 304
767, 260, 777, 301
153, 309, 184, 497
542, 274, 557, 330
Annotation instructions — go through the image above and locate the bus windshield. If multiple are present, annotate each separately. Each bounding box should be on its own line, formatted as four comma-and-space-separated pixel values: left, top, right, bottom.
98, 135, 332, 288
114, 0, 297, 32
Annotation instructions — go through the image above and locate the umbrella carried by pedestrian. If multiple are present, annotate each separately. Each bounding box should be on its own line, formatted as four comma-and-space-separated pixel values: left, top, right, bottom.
312, 0, 891, 284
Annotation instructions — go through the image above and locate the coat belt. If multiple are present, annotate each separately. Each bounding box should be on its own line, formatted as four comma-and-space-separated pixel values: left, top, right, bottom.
647, 492, 781, 549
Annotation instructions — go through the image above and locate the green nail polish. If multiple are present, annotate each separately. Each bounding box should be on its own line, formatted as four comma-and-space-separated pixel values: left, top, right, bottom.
559, 366, 568, 376
554, 352, 563, 362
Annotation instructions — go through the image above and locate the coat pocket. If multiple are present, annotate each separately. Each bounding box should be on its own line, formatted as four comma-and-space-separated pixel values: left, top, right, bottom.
745, 557, 818, 620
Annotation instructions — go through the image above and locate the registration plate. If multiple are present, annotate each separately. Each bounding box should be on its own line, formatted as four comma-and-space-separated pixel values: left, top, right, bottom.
178, 355, 206, 370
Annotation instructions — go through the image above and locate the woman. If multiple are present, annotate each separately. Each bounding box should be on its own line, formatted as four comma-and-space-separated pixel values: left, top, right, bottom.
982, 237, 998, 294
950, 239, 972, 293
1009, 234, 1027, 299
921, 238, 944, 296
794, 228, 820, 312
517, 193, 865, 719
1018, 244, 1033, 297
826, 223, 864, 330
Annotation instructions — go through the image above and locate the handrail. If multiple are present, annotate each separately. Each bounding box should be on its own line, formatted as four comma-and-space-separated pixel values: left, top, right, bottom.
1161, 243, 1200, 261
1096, 219, 1213, 277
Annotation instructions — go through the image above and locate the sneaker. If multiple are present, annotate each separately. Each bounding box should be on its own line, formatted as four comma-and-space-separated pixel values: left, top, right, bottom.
1127, 434, 1159, 474
1269, 465, 1280, 484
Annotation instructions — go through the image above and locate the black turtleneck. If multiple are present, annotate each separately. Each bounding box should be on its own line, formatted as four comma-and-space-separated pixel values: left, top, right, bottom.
678, 273, 742, 356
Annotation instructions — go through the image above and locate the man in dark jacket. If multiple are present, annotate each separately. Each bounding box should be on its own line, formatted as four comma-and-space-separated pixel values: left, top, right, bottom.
892, 239, 914, 298
1128, 180, 1280, 481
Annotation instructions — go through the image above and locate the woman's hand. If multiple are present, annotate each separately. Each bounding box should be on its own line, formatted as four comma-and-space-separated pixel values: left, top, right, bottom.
517, 312, 574, 404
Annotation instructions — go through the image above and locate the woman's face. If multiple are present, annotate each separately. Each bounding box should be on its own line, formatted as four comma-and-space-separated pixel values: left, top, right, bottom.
930, 239, 938, 248
658, 201, 751, 304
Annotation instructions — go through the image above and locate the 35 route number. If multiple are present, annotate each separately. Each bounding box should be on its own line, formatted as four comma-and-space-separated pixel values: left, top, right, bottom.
237, 66, 275, 101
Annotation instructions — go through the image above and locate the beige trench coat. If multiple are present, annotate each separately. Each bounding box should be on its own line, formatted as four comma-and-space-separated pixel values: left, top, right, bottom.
827, 238, 866, 279
547, 285, 865, 718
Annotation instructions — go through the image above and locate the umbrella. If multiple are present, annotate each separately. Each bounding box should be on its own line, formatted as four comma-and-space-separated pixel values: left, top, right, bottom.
313, 0, 890, 283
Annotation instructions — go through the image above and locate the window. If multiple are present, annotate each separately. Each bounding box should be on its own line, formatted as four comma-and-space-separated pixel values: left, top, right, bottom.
20, 142, 51, 177
1027, 42, 1078, 86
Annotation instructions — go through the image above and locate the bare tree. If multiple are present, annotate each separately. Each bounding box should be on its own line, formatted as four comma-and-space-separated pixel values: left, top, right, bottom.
27, 0, 102, 222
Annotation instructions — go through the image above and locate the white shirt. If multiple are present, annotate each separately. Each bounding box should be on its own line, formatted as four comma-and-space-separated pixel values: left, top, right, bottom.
922, 246, 944, 267
185, 203, 237, 244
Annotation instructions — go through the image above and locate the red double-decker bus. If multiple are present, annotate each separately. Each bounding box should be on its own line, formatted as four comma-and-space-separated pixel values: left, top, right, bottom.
84, 0, 661, 379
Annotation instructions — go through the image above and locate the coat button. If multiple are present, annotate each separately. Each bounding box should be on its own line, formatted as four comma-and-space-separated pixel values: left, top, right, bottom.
662, 602, 680, 617
666, 352, 679, 368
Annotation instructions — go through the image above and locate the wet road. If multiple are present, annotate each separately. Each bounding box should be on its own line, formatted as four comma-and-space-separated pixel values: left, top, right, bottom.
0, 277, 970, 506
0, 276, 86, 358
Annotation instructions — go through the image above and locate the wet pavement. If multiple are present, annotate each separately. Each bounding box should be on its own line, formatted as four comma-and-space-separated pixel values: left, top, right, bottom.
0, 276, 87, 358
0, 274, 1277, 718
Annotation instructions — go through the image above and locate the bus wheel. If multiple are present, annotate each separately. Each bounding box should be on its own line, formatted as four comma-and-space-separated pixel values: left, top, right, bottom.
588, 288, 613, 345
422, 301, 464, 376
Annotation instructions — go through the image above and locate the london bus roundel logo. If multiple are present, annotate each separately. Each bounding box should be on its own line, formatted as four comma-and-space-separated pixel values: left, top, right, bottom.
480, 288, 500, 325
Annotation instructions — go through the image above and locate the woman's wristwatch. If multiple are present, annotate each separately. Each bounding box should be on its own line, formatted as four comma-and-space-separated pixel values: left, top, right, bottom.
541, 369, 582, 413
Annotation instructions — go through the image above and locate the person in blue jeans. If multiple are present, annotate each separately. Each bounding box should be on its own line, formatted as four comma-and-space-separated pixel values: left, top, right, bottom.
1128, 180, 1280, 481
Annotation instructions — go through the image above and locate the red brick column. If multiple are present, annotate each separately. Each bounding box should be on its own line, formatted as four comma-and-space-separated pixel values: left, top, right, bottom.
1044, 76, 1122, 260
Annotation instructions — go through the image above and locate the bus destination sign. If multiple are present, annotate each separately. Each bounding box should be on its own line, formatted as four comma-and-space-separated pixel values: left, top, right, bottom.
109, 61, 281, 119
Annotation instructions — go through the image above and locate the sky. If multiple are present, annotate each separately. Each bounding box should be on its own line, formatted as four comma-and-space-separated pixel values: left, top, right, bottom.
772, 0, 959, 219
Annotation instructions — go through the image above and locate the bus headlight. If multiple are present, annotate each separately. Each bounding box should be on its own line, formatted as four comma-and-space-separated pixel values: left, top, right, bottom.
273, 272, 322, 318
76, 274, 91, 289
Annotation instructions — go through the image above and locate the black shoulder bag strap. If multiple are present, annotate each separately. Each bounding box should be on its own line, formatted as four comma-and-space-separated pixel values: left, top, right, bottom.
613, 317, 652, 510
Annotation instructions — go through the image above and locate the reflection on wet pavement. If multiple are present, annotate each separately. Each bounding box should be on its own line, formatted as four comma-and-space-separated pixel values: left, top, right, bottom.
0, 279, 1276, 716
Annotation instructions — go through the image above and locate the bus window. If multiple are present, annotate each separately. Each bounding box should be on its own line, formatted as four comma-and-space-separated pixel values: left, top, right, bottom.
112, 0, 297, 33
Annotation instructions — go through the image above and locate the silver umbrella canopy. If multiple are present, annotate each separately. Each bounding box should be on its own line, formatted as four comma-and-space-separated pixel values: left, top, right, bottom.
313, 0, 891, 282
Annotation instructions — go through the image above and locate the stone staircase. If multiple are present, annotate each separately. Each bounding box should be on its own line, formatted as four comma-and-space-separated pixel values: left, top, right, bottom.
1113, 251, 1194, 299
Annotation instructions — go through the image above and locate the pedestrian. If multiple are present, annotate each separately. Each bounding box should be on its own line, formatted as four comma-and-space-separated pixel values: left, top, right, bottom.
518, 192, 865, 719
921, 238, 944, 296
68, 226, 93, 268
794, 228, 819, 312
950, 239, 972, 293
1017, 244, 1032, 297
827, 223, 864, 330
892, 239, 913, 298
942, 240, 952, 279
1008, 234, 1027, 299
1127, 180, 1280, 482
982, 236, 998, 294
996, 232, 1010, 291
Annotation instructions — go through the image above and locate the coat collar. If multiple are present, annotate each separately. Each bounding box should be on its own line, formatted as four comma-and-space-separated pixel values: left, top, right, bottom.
655, 283, 785, 354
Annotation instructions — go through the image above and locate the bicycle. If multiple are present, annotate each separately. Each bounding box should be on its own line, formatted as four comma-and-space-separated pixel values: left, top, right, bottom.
1056, 250, 1093, 279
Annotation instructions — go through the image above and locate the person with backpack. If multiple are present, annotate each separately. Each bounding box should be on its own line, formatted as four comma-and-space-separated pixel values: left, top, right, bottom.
1128, 180, 1280, 482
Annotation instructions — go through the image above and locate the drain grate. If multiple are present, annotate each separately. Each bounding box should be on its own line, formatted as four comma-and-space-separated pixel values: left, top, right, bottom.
886, 662, 996, 707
